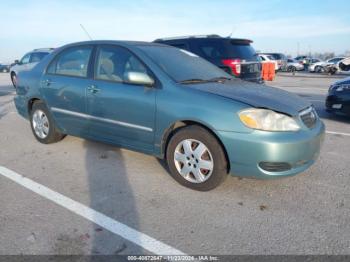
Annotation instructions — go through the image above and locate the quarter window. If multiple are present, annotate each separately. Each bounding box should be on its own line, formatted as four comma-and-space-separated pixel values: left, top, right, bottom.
48, 46, 92, 77
95, 46, 147, 82
20, 54, 30, 64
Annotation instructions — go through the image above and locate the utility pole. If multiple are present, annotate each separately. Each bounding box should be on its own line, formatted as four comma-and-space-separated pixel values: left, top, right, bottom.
297, 42, 300, 56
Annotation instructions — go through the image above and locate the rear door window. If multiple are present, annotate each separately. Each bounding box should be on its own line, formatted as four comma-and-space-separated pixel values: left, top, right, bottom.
30, 52, 49, 63
195, 40, 258, 60
48, 46, 93, 77
20, 54, 30, 64
329, 58, 343, 63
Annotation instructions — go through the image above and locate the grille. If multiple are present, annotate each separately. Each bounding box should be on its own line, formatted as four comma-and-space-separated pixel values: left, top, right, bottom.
299, 107, 317, 129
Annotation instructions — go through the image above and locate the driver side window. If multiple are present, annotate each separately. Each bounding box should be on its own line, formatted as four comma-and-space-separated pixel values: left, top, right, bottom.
95, 45, 147, 82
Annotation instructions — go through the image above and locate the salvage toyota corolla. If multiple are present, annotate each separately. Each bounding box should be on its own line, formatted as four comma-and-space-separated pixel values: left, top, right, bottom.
14, 41, 325, 191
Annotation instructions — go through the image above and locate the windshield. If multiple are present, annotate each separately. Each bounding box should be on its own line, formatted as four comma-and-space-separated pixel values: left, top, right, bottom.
270, 53, 285, 60
138, 45, 231, 83
195, 39, 258, 60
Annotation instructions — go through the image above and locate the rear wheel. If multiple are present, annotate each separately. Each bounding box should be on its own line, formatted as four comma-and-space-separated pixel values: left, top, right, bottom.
166, 125, 228, 191
30, 101, 65, 144
315, 66, 323, 73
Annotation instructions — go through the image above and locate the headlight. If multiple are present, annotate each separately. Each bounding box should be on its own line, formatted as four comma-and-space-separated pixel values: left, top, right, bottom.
333, 84, 350, 92
239, 108, 300, 131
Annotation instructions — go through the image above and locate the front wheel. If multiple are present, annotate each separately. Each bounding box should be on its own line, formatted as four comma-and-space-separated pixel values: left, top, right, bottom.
288, 66, 296, 72
30, 101, 65, 144
166, 125, 228, 191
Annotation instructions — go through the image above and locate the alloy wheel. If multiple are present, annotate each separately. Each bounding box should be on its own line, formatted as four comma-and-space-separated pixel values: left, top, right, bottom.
174, 139, 214, 183
32, 109, 50, 139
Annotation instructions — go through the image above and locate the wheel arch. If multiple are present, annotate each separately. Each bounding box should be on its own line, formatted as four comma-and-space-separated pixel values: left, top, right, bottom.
161, 120, 230, 172
27, 97, 43, 113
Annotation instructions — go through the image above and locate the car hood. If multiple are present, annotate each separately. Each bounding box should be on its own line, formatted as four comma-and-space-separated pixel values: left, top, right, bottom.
333, 76, 350, 85
313, 61, 325, 66
187, 79, 311, 116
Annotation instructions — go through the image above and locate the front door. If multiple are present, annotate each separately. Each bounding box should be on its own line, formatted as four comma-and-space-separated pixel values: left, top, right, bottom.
87, 45, 156, 153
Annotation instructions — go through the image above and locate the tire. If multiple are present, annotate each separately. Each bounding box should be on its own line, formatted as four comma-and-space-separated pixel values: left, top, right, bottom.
11, 73, 17, 88
30, 101, 65, 144
288, 66, 296, 72
166, 125, 228, 191
315, 66, 323, 73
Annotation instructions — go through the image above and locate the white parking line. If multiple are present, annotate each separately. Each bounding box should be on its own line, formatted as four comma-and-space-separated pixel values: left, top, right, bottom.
0, 166, 185, 255
326, 131, 350, 137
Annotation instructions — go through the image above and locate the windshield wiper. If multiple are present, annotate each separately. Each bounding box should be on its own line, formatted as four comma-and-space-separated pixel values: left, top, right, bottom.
179, 78, 210, 84
179, 77, 232, 84
208, 76, 232, 82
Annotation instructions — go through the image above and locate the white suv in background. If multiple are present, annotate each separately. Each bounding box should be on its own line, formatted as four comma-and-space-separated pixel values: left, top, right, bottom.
286, 59, 304, 72
10, 48, 54, 88
309, 57, 345, 73
258, 54, 279, 71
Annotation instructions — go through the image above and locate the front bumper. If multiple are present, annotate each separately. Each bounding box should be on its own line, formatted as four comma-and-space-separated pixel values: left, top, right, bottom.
217, 120, 325, 179
326, 94, 350, 116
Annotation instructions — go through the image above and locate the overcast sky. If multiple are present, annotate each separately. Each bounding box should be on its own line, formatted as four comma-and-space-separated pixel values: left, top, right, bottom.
1, 0, 349, 63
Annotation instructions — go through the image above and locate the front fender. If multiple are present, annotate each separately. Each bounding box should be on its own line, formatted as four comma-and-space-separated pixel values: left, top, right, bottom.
153, 85, 253, 157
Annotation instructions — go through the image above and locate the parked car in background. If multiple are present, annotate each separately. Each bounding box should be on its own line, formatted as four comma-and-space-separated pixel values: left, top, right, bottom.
260, 53, 287, 71
309, 57, 345, 73
154, 35, 262, 83
10, 48, 54, 88
326, 77, 350, 116
258, 54, 278, 71
295, 57, 321, 71
294, 55, 309, 62
339, 57, 350, 72
14, 40, 324, 191
0, 63, 10, 73
286, 58, 304, 72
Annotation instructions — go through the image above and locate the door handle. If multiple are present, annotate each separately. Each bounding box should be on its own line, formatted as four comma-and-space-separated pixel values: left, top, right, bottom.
42, 79, 54, 86
87, 85, 100, 94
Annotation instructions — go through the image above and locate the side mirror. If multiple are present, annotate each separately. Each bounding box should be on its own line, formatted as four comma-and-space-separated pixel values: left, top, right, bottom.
125, 72, 155, 87
14, 60, 20, 65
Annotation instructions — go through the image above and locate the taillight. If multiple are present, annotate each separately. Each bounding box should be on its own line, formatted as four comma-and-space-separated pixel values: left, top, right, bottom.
222, 59, 241, 76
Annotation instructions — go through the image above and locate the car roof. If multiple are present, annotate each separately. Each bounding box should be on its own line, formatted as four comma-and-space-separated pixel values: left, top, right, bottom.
58, 40, 167, 49
154, 35, 253, 44
30, 48, 55, 53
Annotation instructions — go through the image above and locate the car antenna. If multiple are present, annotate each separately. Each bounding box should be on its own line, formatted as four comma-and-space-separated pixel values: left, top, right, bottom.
80, 24, 93, 40
227, 26, 236, 38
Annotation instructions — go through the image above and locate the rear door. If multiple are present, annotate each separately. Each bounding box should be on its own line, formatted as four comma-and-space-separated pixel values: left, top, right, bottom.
87, 44, 156, 153
41, 45, 94, 136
